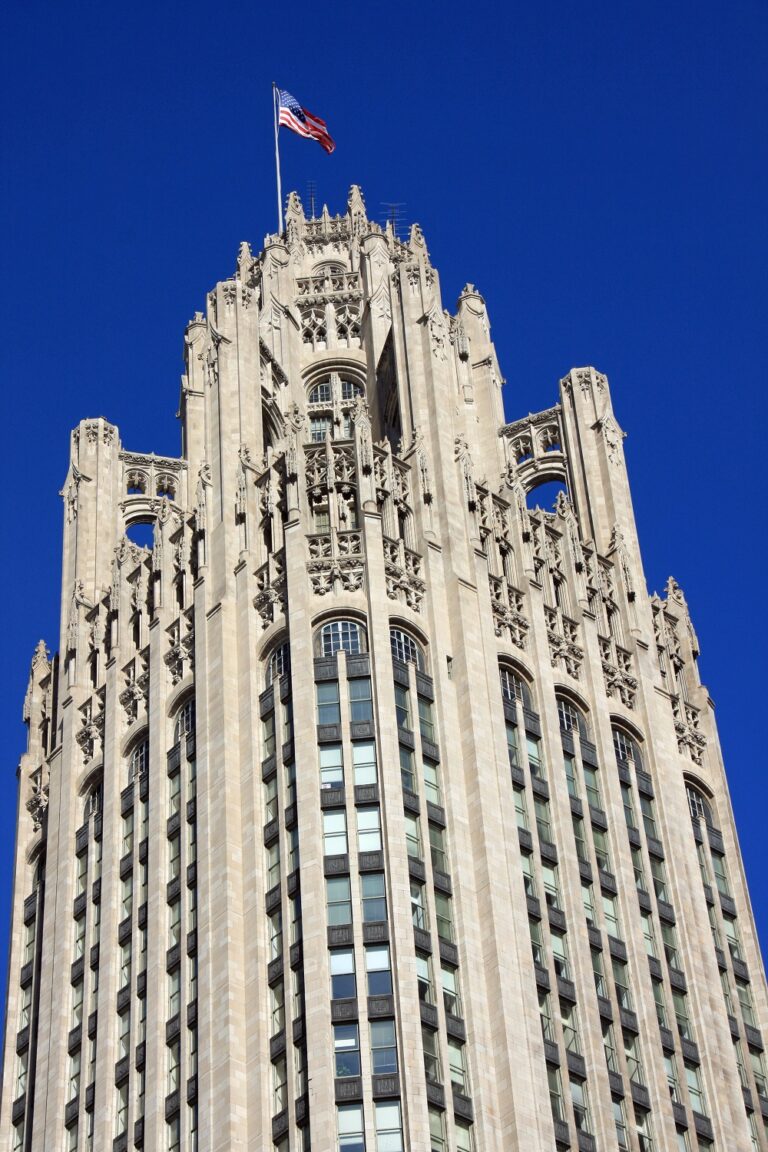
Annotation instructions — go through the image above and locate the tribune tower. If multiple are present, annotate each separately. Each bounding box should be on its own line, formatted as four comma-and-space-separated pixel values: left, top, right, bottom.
2, 187, 766, 1151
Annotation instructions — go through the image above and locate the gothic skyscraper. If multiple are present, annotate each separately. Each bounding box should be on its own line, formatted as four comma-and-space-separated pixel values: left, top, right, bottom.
2, 187, 766, 1152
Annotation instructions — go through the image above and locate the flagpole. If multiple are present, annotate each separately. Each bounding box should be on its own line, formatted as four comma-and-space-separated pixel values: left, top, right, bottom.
272, 83, 284, 236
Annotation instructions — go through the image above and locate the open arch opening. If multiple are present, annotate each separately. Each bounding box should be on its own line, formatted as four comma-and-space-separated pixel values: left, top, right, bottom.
525, 478, 568, 511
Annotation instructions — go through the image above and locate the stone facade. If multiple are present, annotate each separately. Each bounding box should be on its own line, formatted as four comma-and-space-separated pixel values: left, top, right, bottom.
2, 186, 766, 1152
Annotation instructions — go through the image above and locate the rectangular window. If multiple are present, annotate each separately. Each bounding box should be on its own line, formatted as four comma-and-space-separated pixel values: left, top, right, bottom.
282, 698, 293, 745
422, 1025, 441, 1083
394, 685, 411, 732
583, 764, 601, 809
672, 989, 692, 1041
640, 795, 658, 839
592, 827, 611, 873
375, 1101, 403, 1152
530, 917, 544, 967
542, 862, 560, 909
357, 807, 382, 853
117, 1007, 131, 1058
632, 846, 647, 892
448, 1037, 469, 1091
434, 892, 453, 943
429, 824, 448, 874
539, 989, 554, 1041
361, 873, 387, 923
650, 856, 668, 901
661, 921, 680, 968
323, 811, 348, 856
455, 1120, 475, 1152
330, 949, 356, 1000
563, 753, 578, 798
572, 814, 588, 862
337, 1104, 365, 1152
561, 1000, 580, 1054
327, 876, 352, 926
317, 681, 341, 726
349, 678, 373, 723
526, 735, 544, 778
284, 761, 296, 808
514, 786, 528, 831
582, 881, 596, 926
115, 1083, 128, 1136
641, 912, 657, 957
169, 770, 181, 818
551, 931, 570, 981
521, 852, 537, 899
68, 1048, 81, 1101
571, 1079, 591, 1133
320, 744, 344, 789
603, 893, 621, 939
612, 957, 632, 1010
399, 745, 415, 793
262, 712, 276, 760
122, 811, 134, 856
429, 1108, 446, 1152
366, 946, 392, 996
624, 1031, 645, 1085
441, 964, 461, 1016
74, 913, 86, 958
602, 1018, 619, 1073
169, 832, 181, 881
534, 797, 552, 844
410, 881, 426, 930
120, 941, 131, 990
269, 838, 284, 889
613, 1099, 630, 1150
621, 783, 636, 829
751, 1048, 768, 1099
685, 1061, 705, 1113
736, 977, 756, 1028
592, 949, 607, 998
506, 721, 520, 769
548, 1064, 565, 1122
664, 1052, 681, 1101
269, 908, 282, 960
422, 759, 441, 805
418, 697, 435, 743
272, 1055, 287, 1112
76, 851, 88, 896
334, 1023, 361, 1077
353, 741, 377, 787
168, 1037, 180, 1094
371, 1019, 398, 1075
404, 813, 422, 859
416, 953, 435, 1004
723, 915, 742, 962
169, 897, 181, 947
168, 967, 181, 1018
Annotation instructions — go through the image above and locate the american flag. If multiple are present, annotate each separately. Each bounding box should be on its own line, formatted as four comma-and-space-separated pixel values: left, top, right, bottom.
277, 88, 335, 154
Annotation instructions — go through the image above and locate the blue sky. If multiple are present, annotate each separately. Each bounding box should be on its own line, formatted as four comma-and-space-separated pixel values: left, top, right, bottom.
1, 0, 766, 998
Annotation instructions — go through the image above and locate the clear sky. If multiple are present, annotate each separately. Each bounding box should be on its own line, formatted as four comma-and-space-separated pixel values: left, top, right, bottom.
1, 0, 766, 1001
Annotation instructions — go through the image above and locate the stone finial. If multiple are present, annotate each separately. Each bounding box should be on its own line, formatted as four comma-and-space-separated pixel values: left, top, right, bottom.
237, 241, 253, 280
347, 185, 367, 227
31, 639, 50, 673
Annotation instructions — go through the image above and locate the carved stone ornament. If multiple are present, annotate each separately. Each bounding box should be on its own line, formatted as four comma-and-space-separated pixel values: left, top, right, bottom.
307, 558, 365, 597
594, 412, 625, 465
26, 771, 49, 832
454, 437, 476, 511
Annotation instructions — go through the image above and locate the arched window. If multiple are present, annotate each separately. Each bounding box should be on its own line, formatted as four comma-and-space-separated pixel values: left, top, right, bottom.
319, 619, 367, 658
499, 666, 531, 710
557, 697, 588, 738
130, 738, 149, 782
309, 382, 332, 405
612, 728, 643, 772
390, 628, 425, 672
686, 782, 715, 828
173, 697, 196, 742
86, 781, 103, 818
266, 641, 291, 687
341, 379, 364, 401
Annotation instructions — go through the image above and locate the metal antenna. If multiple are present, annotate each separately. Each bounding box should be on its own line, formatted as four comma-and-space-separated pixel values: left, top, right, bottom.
307, 180, 318, 220
381, 202, 406, 239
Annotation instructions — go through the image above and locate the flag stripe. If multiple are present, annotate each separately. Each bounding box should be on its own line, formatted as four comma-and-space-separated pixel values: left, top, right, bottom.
277, 88, 335, 154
